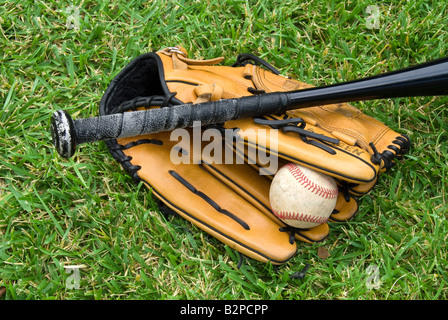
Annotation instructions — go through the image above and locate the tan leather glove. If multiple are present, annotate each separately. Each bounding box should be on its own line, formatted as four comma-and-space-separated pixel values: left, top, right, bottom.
99, 46, 410, 264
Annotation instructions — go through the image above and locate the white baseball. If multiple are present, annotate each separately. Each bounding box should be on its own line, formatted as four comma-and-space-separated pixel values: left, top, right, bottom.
269, 163, 338, 229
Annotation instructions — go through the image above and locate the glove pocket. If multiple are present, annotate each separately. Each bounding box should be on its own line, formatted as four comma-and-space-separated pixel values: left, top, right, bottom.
117, 133, 298, 265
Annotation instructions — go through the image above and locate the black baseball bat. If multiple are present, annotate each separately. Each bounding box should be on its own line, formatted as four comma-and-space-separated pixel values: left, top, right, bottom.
51, 57, 448, 158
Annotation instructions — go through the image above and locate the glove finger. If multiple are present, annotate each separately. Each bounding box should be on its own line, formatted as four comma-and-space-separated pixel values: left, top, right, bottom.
289, 104, 411, 172
329, 193, 359, 222
225, 116, 379, 185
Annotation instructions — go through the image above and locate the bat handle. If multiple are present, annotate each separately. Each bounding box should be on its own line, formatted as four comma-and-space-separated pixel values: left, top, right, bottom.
50, 93, 291, 158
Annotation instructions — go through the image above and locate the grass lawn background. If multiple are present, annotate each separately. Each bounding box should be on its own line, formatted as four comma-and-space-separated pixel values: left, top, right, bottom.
1, 0, 447, 300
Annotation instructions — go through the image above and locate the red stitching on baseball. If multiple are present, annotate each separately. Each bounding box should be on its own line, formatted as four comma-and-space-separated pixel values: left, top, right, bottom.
285, 163, 338, 199
272, 209, 329, 224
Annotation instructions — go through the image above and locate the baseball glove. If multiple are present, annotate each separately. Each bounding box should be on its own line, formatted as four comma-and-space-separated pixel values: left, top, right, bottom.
99, 46, 410, 265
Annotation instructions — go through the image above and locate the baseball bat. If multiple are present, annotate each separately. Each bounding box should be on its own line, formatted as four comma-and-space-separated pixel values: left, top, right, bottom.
51, 57, 448, 158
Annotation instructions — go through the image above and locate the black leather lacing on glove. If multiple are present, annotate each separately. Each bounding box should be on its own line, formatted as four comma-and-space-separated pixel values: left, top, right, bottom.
232, 53, 285, 95
254, 117, 340, 154
110, 93, 179, 114
107, 93, 180, 181
232, 53, 282, 75
369, 134, 411, 171
278, 224, 330, 246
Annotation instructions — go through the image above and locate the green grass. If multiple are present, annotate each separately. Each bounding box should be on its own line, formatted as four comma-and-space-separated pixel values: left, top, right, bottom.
1, 0, 447, 300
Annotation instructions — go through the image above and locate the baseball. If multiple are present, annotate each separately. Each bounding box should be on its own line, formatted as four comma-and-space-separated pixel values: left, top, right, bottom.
269, 163, 338, 229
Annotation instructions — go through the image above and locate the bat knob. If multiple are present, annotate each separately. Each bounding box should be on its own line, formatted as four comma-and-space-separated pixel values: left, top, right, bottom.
51, 110, 77, 158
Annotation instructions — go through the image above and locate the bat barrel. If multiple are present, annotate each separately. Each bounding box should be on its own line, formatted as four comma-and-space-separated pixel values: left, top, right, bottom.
287, 57, 448, 107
